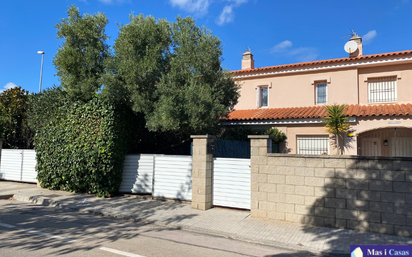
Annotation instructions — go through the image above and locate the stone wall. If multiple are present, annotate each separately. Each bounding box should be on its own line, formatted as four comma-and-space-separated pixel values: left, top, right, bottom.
249, 135, 412, 237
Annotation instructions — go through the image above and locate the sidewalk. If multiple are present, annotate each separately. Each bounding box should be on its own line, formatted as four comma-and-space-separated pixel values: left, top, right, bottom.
1, 181, 411, 255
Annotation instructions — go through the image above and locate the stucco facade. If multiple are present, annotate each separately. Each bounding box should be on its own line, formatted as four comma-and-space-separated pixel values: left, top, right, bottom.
225, 38, 412, 157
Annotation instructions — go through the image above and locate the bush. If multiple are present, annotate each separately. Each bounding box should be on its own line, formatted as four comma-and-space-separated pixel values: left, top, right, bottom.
28, 86, 71, 133
221, 127, 286, 144
35, 97, 132, 197
0, 86, 33, 149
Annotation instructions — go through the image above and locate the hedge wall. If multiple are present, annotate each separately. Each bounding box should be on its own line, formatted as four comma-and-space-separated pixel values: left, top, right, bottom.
35, 97, 131, 197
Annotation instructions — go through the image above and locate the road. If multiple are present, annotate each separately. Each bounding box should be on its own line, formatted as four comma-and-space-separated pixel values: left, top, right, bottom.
0, 199, 333, 257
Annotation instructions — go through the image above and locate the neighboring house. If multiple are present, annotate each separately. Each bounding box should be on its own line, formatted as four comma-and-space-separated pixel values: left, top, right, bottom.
223, 36, 412, 157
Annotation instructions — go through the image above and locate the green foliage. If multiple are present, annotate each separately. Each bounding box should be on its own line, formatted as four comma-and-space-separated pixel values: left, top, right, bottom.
103, 14, 171, 112
53, 5, 109, 102
323, 104, 350, 134
105, 15, 239, 137
0, 87, 33, 148
35, 97, 131, 197
265, 128, 287, 144
28, 86, 70, 133
323, 104, 350, 154
221, 126, 286, 144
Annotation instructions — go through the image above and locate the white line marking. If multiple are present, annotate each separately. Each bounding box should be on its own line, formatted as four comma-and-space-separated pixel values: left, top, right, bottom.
0, 222, 76, 242
0, 223, 16, 228
99, 247, 147, 257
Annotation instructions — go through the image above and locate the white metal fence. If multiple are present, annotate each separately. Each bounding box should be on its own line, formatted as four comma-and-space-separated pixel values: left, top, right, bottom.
119, 154, 157, 194
0, 149, 37, 183
213, 158, 251, 209
153, 155, 192, 200
119, 154, 193, 201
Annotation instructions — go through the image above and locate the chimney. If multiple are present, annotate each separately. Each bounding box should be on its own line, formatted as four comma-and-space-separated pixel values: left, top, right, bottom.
242, 51, 254, 70
349, 35, 363, 58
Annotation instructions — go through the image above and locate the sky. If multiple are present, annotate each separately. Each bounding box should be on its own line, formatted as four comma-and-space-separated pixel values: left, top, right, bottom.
1, 0, 412, 94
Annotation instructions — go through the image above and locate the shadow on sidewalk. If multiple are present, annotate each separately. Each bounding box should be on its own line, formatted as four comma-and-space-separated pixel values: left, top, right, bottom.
0, 201, 195, 255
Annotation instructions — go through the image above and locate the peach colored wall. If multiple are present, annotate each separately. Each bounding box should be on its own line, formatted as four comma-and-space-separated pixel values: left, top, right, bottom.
267, 116, 412, 155
358, 63, 412, 105
235, 68, 358, 110
235, 62, 412, 110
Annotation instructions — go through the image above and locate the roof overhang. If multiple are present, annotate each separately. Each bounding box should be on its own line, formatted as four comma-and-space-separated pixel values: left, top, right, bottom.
222, 117, 357, 126
233, 56, 412, 79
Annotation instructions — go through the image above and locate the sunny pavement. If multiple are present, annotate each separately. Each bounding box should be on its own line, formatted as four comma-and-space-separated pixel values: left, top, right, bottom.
1, 180, 411, 255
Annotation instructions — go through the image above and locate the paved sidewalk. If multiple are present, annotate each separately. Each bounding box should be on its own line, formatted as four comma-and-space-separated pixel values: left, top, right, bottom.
1, 181, 412, 255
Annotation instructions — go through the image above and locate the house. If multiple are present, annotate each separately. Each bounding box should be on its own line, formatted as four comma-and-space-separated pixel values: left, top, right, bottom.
223, 35, 412, 157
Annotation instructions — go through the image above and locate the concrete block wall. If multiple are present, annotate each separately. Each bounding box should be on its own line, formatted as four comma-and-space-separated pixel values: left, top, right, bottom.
249, 136, 412, 237
191, 135, 214, 211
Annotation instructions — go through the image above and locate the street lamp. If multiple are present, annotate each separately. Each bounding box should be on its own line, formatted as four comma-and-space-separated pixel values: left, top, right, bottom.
37, 51, 45, 92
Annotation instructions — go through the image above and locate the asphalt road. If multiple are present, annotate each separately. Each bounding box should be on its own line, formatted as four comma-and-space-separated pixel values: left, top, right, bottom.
0, 199, 336, 257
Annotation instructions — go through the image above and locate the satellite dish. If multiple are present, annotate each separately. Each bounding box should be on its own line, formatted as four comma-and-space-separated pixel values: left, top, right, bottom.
344, 41, 358, 54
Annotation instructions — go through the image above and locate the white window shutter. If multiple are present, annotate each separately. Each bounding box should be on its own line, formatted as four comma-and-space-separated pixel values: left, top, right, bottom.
256, 87, 260, 108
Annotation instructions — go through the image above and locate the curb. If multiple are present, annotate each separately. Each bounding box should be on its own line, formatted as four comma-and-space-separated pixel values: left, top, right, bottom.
0, 194, 13, 200
12, 193, 348, 256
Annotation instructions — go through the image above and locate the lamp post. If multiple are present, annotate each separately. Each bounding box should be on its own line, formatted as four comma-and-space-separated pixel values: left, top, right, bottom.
37, 51, 45, 92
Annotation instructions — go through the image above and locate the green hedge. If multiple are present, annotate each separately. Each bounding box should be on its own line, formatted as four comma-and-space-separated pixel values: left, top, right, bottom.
35, 97, 131, 197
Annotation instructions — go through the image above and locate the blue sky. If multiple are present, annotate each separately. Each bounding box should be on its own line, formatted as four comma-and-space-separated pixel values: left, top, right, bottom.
1, 0, 411, 94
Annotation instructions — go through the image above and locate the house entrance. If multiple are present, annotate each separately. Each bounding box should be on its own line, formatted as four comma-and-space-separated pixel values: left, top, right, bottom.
358, 127, 412, 157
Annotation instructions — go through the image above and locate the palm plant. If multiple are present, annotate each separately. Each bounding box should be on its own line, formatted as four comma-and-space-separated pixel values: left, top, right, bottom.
323, 104, 350, 155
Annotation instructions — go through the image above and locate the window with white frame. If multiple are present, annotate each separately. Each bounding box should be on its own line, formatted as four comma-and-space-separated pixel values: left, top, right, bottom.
297, 136, 329, 155
368, 76, 397, 103
315, 82, 327, 105
256, 86, 268, 107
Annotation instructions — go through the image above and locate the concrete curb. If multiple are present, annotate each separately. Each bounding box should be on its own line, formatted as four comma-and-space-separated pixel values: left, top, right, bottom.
0, 194, 13, 200
12, 193, 348, 255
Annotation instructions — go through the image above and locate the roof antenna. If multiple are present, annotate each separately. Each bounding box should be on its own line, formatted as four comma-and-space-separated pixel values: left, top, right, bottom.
339, 29, 358, 39
239, 46, 252, 54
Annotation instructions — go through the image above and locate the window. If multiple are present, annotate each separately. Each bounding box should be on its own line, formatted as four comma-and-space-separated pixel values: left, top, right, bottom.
297, 136, 329, 155
368, 77, 397, 103
315, 82, 327, 105
256, 86, 268, 107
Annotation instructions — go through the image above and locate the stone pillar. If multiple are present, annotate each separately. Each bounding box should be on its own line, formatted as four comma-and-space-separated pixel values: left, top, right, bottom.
191, 135, 215, 211
248, 135, 273, 218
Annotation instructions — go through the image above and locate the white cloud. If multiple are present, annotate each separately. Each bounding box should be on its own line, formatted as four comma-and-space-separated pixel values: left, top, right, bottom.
271, 40, 293, 53
169, 0, 211, 16
1, 82, 17, 93
216, 0, 247, 26
288, 47, 319, 62
217, 5, 234, 25
271, 40, 319, 62
362, 30, 377, 45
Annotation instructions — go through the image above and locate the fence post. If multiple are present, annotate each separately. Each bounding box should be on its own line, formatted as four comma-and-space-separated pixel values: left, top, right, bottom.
190, 135, 215, 211
248, 135, 273, 218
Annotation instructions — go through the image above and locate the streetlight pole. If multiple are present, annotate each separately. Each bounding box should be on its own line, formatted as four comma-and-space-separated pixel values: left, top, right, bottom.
37, 51, 45, 93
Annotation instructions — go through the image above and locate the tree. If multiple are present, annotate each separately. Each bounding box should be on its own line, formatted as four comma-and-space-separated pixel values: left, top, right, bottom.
146, 16, 239, 136
53, 5, 109, 102
106, 15, 239, 138
104, 14, 171, 112
0, 87, 33, 149
323, 104, 350, 155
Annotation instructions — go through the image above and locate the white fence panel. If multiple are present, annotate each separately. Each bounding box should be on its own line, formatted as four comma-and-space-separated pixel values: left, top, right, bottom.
21, 150, 37, 183
119, 154, 156, 194
0, 149, 37, 183
0, 149, 22, 181
153, 155, 192, 200
213, 158, 251, 209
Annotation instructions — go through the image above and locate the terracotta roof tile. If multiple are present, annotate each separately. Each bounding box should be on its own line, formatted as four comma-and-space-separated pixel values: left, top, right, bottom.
232, 50, 412, 75
224, 103, 412, 121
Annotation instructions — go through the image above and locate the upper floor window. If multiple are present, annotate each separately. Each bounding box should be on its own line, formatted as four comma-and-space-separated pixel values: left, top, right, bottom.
316, 82, 327, 105
257, 86, 268, 108
368, 76, 397, 103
